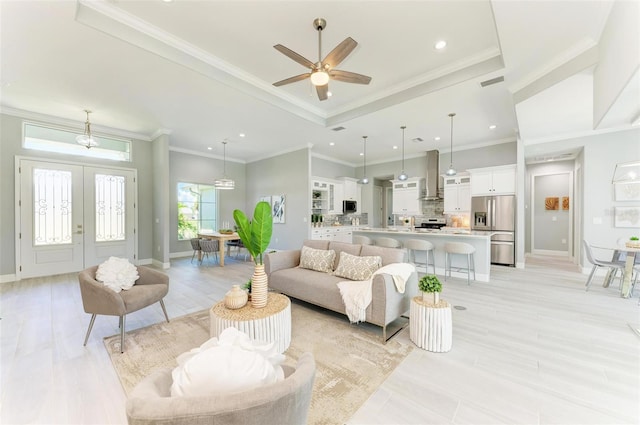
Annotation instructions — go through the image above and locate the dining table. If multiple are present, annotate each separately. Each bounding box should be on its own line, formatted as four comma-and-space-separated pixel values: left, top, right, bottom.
597, 244, 640, 298
198, 231, 242, 267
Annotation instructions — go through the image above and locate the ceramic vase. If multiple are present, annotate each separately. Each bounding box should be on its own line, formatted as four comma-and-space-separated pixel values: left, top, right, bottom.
224, 284, 248, 309
251, 264, 268, 308
422, 291, 439, 304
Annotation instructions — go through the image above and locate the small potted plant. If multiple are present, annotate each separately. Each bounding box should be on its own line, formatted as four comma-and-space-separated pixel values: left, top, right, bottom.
627, 236, 640, 248
418, 274, 442, 304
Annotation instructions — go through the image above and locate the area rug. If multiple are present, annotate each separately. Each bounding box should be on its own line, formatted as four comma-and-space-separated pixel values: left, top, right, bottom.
104, 300, 413, 425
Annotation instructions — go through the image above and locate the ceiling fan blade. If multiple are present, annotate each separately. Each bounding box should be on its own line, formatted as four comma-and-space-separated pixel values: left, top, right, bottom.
273, 44, 315, 69
316, 84, 329, 101
330, 69, 372, 85
273, 73, 310, 87
322, 37, 357, 69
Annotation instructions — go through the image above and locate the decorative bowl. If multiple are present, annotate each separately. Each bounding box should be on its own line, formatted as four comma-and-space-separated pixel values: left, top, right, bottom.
219, 229, 234, 235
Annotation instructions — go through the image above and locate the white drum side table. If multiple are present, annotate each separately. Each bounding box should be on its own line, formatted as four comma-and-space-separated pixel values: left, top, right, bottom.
409, 296, 452, 352
210, 292, 291, 353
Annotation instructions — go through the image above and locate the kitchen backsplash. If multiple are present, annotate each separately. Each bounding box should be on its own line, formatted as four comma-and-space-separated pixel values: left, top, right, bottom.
421, 199, 445, 216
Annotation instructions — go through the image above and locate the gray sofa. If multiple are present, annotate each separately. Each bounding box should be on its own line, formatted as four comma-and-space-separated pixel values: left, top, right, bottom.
265, 240, 418, 342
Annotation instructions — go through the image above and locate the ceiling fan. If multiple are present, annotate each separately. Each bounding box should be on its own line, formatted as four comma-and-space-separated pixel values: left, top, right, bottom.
273, 18, 372, 101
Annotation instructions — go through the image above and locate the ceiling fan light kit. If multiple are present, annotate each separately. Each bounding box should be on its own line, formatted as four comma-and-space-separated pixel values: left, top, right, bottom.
273, 18, 372, 101
76, 109, 99, 149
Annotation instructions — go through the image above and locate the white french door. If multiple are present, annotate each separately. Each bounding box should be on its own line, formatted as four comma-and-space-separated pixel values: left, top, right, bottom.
18, 159, 137, 279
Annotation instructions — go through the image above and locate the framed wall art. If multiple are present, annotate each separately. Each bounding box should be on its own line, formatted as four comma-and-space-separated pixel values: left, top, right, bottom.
614, 182, 640, 201
271, 194, 286, 224
614, 206, 640, 228
545, 197, 559, 210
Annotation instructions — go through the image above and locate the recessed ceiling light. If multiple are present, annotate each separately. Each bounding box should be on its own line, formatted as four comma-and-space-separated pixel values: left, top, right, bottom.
360, 152, 364, 156
434, 40, 447, 50
489, 124, 497, 130
329, 142, 335, 146
434, 136, 441, 141
393, 145, 398, 150
327, 91, 332, 97
207, 147, 212, 150
162, 0, 173, 3
239, 133, 245, 137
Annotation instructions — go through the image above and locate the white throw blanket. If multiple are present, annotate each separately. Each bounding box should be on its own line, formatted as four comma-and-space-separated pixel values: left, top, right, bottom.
337, 263, 415, 324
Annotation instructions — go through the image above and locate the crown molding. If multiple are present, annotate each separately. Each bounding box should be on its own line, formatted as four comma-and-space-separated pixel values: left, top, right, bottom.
150, 128, 173, 140
169, 146, 246, 164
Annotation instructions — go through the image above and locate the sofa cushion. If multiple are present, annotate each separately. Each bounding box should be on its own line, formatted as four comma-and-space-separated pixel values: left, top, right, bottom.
299, 246, 335, 273
302, 239, 330, 250
360, 245, 406, 266
328, 241, 362, 270
333, 251, 382, 281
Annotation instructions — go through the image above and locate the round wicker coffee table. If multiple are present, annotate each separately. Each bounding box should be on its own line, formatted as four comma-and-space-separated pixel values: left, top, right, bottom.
209, 292, 291, 353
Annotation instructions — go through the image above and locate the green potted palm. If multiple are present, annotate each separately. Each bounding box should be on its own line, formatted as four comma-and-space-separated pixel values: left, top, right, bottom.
233, 201, 273, 308
418, 274, 442, 305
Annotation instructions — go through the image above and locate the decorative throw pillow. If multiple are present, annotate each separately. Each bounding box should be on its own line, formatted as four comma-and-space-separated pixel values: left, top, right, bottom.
170, 328, 285, 397
333, 251, 382, 281
299, 245, 336, 273
96, 257, 139, 293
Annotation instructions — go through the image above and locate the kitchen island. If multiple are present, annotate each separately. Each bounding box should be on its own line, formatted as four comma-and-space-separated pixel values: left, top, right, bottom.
353, 228, 492, 282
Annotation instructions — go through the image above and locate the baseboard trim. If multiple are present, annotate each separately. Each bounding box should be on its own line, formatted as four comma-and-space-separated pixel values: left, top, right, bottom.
0, 273, 17, 284
532, 249, 569, 256
151, 259, 171, 269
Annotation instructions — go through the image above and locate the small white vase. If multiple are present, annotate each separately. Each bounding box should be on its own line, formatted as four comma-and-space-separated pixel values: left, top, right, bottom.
422, 291, 439, 304
224, 285, 248, 309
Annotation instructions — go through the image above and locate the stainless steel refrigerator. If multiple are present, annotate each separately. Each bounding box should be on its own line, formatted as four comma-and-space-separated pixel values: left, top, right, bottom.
471, 195, 516, 266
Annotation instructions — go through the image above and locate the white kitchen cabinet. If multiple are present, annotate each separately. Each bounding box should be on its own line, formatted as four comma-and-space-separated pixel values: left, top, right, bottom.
330, 182, 343, 214
392, 177, 424, 215
312, 178, 342, 214
443, 174, 471, 213
310, 227, 352, 242
341, 177, 361, 205
468, 165, 516, 196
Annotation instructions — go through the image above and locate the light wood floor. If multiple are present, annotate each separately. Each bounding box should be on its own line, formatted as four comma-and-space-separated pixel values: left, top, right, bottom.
1, 255, 638, 424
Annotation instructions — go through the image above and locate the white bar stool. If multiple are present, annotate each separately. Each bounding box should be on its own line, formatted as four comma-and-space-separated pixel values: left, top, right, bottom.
444, 242, 476, 285
353, 235, 373, 245
375, 237, 402, 248
404, 239, 435, 274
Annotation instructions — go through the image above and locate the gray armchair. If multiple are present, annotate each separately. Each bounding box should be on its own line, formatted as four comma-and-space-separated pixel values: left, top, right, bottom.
78, 265, 170, 353
126, 352, 316, 425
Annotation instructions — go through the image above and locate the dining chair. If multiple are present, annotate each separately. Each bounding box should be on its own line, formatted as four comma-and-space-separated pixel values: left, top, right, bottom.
189, 238, 201, 263
199, 239, 219, 265
583, 240, 626, 291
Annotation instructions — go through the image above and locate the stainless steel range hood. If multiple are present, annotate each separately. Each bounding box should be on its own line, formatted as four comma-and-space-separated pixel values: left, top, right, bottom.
422, 150, 441, 200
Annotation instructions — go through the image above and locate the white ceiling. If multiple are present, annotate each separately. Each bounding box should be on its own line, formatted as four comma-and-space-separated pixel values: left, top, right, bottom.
1, 0, 636, 165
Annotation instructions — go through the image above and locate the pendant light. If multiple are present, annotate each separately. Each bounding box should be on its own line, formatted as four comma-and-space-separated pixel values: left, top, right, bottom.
398, 125, 408, 181
359, 136, 369, 184
214, 140, 235, 190
445, 113, 457, 176
76, 110, 99, 149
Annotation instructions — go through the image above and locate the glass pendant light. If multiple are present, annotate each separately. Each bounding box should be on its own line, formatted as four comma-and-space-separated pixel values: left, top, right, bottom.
76, 110, 99, 149
214, 140, 235, 190
445, 113, 457, 176
359, 136, 369, 184
398, 125, 408, 181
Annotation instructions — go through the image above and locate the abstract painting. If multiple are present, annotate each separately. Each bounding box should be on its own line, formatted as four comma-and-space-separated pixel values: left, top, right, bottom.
545, 197, 559, 210
614, 206, 640, 228
562, 196, 570, 210
271, 194, 285, 224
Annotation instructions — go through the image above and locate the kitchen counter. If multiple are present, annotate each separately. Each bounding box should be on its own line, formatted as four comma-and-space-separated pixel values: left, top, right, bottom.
353, 228, 492, 282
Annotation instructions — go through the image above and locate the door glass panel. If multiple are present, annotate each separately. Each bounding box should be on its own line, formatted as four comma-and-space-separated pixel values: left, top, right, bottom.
95, 174, 126, 241
33, 168, 73, 245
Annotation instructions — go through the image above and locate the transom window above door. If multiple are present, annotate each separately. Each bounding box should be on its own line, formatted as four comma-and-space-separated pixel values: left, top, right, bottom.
23, 122, 131, 161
